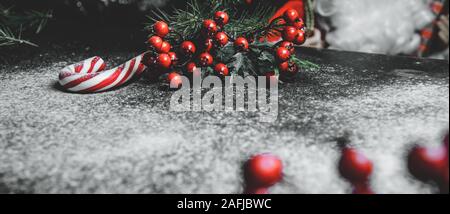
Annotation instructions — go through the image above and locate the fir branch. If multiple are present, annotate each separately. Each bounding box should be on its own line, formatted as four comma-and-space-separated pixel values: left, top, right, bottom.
0, 26, 37, 47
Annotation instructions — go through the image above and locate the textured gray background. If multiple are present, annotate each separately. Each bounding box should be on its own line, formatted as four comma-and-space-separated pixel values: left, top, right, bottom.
0, 48, 448, 194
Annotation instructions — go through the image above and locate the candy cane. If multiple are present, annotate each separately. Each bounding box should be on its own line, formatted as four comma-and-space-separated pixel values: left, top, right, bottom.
59, 54, 147, 93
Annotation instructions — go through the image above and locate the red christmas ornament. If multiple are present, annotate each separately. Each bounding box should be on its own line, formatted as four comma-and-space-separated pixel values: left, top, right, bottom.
214, 63, 229, 76
148, 36, 163, 49
180, 41, 196, 56
279, 41, 295, 54
283, 26, 298, 42
276, 47, 291, 61
234, 37, 249, 51
167, 72, 183, 89
153, 21, 170, 38
199, 52, 214, 66
215, 32, 229, 47
214, 11, 229, 26
157, 53, 172, 69
338, 148, 374, 184
284, 9, 300, 23
407, 145, 448, 182
244, 154, 283, 188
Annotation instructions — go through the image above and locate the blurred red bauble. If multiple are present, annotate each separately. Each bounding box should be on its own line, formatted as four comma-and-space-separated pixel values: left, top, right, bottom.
339, 148, 374, 184
244, 154, 283, 188
408, 145, 448, 182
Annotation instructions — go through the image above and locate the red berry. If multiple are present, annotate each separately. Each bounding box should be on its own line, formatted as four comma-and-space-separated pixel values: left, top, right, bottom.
244, 154, 283, 188
215, 32, 229, 47
284, 9, 300, 23
276, 47, 291, 61
199, 52, 213, 67
407, 145, 448, 182
168, 52, 178, 65
186, 62, 201, 77
339, 148, 373, 184
234, 37, 249, 51
294, 30, 306, 45
148, 36, 163, 49
204, 38, 214, 52
283, 26, 298, 42
167, 72, 183, 89
214, 63, 229, 76
293, 19, 305, 30
279, 61, 298, 77
214, 11, 229, 26
153, 21, 170, 38
180, 41, 196, 56
156, 41, 171, 53
157, 53, 172, 69
202, 19, 218, 35
279, 41, 295, 54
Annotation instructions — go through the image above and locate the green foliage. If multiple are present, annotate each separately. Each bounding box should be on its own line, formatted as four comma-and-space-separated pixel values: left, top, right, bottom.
147, 0, 319, 79
147, 0, 277, 41
0, 4, 52, 47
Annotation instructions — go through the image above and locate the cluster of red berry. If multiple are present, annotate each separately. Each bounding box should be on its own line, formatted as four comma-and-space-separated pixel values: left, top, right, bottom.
144, 11, 238, 88
144, 9, 307, 88
275, 9, 306, 81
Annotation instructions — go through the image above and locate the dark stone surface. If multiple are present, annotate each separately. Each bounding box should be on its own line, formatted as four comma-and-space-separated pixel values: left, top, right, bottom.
0, 47, 448, 194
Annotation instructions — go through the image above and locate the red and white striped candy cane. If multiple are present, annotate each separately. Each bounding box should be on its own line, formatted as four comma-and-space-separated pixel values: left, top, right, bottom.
59, 54, 147, 93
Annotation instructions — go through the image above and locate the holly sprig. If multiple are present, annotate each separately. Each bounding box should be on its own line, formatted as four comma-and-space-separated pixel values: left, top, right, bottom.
145, 0, 319, 86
